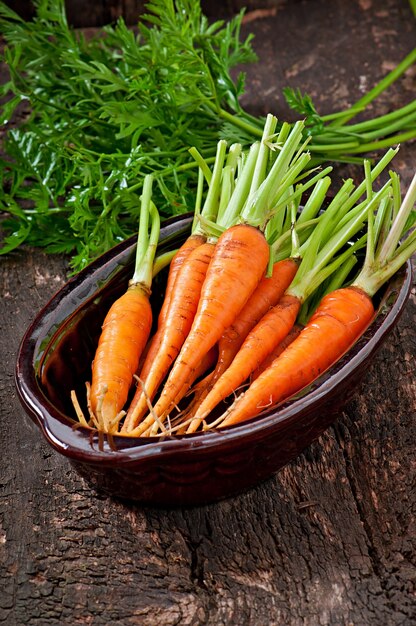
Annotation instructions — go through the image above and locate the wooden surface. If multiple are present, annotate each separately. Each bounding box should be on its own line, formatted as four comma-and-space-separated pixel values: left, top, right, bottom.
6, 0, 288, 26
1, 1, 416, 624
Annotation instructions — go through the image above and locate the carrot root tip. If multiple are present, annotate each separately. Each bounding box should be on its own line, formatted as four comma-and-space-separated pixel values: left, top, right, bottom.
130, 375, 167, 436
109, 410, 126, 433
71, 389, 89, 428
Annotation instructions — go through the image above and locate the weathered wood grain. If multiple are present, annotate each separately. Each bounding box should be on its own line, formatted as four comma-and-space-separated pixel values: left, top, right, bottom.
4, 0, 290, 26
1, 1, 415, 624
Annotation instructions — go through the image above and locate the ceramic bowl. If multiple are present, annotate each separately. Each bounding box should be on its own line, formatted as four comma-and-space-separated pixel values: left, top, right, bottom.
15, 214, 413, 506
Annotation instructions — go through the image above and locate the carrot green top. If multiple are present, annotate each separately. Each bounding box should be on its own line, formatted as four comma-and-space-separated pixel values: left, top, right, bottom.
130, 174, 160, 290
352, 169, 416, 297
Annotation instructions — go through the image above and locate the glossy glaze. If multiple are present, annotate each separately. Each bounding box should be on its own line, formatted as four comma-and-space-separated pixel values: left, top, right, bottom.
15, 214, 413, 506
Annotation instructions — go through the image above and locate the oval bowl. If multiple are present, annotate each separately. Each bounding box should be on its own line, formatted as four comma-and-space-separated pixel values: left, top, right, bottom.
15, 214, 413, 507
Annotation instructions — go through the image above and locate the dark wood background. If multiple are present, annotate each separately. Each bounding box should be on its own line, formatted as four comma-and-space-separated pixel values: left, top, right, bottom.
6, 0, 289, 25
1, 1, 415, 624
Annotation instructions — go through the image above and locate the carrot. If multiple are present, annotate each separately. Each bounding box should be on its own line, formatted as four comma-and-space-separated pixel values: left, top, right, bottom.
131, 232, 207, 393
251, 324, 302, 380
140, 345, 218, 437
185, 292, 302, 432
122, 239, 216, 431
219, 286, 375, 428
71, 175, 160, 433
156, 233, 207, 326
253, 256, 358, 385
249, 248, 357, 385
210, 258, 300, 384
218, 167, 416, 429
227, 255, 354, 387
132, 222, 270, 435
88, 284, 153, 431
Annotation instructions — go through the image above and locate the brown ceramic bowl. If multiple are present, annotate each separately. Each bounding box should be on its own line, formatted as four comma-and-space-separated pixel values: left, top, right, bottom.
15, 214, 413, 506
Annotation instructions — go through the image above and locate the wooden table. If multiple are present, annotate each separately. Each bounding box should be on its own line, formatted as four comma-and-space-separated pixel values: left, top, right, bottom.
1, 1, 415, 624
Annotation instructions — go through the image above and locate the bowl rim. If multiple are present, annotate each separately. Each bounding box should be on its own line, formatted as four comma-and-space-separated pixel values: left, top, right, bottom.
15, 214, 414, 466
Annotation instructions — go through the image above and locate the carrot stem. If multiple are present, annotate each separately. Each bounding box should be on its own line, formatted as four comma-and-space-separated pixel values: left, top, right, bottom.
188, 147, 213, 185
286, 166, 394, 304
378, 171, 416, 262
249, 113, 278, 196
389, 171, 402, 220
241, 121, 306, 227
218, 141, 260, 228
320, 100, 416, 133
297, 176, 332, 224
329, 47, 416, 128
133, 175, 153, 273
272, 218, 320, 263
324, 130, 416, 155
353, 170, 416, 296
152, 249, 177, 277
270, 166, 333, 218
363, 160, 376, 269
217, 143, 243, 222
191, 168, 205, 232
193, 139, 227, 234
131, 176, 160, 288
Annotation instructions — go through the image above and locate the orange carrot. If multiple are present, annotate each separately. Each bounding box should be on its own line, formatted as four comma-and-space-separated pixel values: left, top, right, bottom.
122, 240, 216, 432
186, 293, 301, 432
156, 233, 206, 327
249, 252, 358, 383
210, 258, 299, 384
140, 345, 218, 436
125, 232, 206, 414
251, 324, 302, 380
218, 286, 374, 428
177, 258, 299, 429
71, 174, 160, 433
130, 223, 270, 436
89, 283, 153, 431
247, 255, 358, 384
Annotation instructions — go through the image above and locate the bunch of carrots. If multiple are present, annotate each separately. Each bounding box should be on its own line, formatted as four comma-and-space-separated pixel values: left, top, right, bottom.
72, 115, 416, 436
